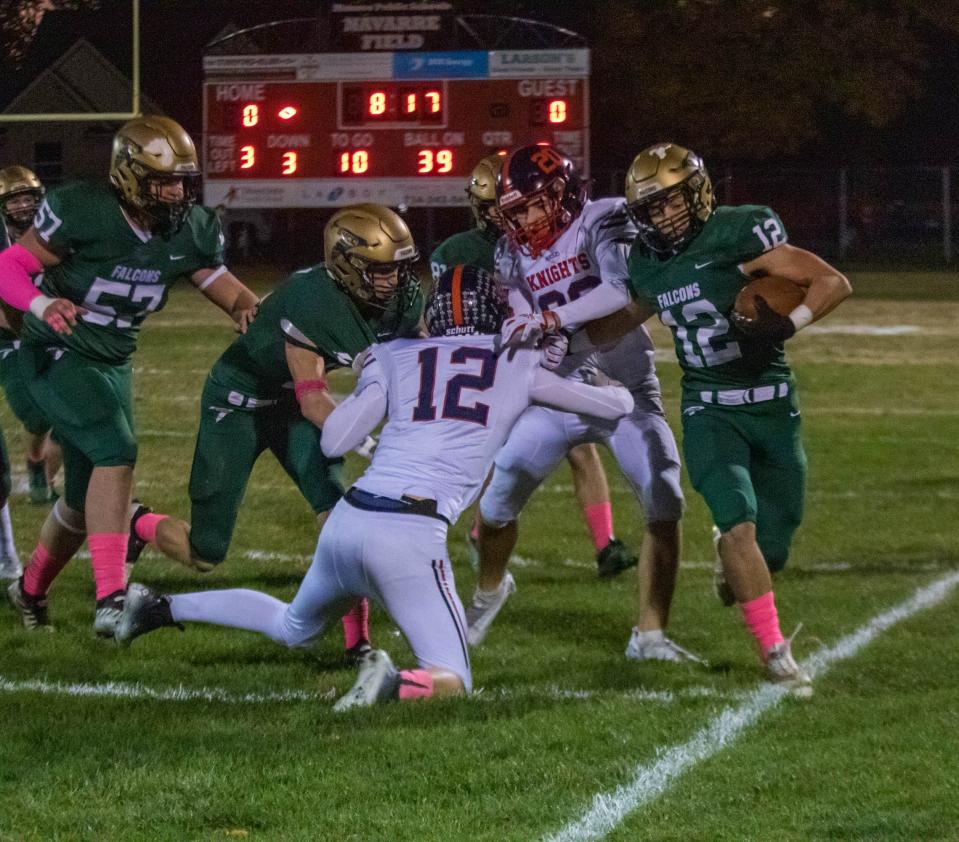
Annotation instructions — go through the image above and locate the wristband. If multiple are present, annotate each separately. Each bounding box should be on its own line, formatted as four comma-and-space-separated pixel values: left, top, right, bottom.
294, 379, 328, 403
28, 294, 56, 320
788, 304, 814, 332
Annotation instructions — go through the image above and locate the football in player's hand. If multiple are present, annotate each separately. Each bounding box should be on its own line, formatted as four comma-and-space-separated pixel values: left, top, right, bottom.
733, 276, 805, 320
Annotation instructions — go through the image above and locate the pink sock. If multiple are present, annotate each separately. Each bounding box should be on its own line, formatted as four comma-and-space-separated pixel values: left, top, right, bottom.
134, 512, 168, 545
88, 532, 128, 600
398, 669, 434, 700
341, 598, 369, 650
584, 502, 614, 551
22, 544, 71, 598
740, 591, 785, 653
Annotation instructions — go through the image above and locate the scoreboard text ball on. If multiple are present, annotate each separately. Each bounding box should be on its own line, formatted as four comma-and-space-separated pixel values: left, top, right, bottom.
203, 50, 590, 209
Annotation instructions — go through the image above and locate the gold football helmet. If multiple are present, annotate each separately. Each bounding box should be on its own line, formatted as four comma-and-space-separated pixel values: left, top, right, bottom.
110, 115, 201, 235
624, 143, 714, 256
466, 153, 505, 233
324, 203, 419, 311
0, 165, 44, 235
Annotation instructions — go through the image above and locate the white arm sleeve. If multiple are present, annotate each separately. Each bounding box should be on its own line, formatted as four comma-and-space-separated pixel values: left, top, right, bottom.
529, 367, 634, 421
507, 286, 533, 316
320, 355, 388, 458
549, 281, 632, 330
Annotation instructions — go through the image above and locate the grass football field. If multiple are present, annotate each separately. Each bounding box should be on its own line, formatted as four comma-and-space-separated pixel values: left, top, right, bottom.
0, 270, 957, 841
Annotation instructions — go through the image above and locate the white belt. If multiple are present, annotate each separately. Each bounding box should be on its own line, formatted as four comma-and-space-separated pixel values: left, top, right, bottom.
699, 383, 789, 406
227, 390, 279, 409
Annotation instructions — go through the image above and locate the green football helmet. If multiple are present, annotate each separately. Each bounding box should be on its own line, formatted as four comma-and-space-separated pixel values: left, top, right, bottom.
466, 154, 505, 234
324, 203, 419, 311
110, 115, 201, 236
0, 165, 44, 235
624, 143, 714, 256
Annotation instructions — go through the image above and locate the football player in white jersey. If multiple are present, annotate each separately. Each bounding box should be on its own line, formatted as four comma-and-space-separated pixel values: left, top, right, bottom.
466, 144, 697, 664
115, 264, 634, 709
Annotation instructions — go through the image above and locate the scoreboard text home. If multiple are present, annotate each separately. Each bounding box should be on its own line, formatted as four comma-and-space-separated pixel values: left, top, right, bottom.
202, 49, 590, 209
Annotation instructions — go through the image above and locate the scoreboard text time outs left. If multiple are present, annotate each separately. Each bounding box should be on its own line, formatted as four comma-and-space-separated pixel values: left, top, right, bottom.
202, 49, 589, 208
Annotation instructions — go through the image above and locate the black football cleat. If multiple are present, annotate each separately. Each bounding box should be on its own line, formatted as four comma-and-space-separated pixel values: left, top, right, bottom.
596, 538, 639, 579
114, 583, 183, 646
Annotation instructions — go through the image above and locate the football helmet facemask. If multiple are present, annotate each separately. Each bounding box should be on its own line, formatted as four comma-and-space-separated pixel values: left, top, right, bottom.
324, 203, 419, 312
466, 154, 505, 234
624, 143, 714, 257
0, 165, 44, 235
497, 144, 586, 258
425, 263, 507, 337
110, 115, 201, 237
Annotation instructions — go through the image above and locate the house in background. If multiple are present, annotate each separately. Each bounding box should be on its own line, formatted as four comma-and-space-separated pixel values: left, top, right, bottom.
0, 11, 159, 187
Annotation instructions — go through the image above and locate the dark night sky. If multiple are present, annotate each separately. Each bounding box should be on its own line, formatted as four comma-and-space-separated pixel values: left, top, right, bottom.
3, 0, 957, 167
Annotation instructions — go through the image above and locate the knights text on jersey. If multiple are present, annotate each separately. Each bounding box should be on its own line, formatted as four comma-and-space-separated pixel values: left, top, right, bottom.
429, 227, 499, 281
352, 334, 540, 523
495, 197, 658, 394
626, 204, 793, 399
210, 264, 422, 400
21, 182, 225, 364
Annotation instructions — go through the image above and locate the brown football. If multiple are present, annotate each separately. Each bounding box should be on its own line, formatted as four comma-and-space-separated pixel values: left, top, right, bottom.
733, 275, 805, 320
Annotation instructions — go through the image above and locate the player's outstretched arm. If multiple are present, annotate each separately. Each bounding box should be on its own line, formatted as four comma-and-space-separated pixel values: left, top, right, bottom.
742, 244, 852, 330
529, 367, 634, 421
191, 266, 260, 332
321, 378, 387, 458
0, 229, 84, 334
285, 342, 338, 429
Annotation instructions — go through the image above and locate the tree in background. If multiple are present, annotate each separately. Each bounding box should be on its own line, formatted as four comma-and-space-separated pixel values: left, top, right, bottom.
0, 0, 100, 66
590, 0, 959, 162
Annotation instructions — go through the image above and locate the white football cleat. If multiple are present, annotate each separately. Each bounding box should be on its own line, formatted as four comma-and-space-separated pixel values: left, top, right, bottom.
333, 649, 400, 711
764, 639, 813, 697
465, 572, 516, 646
712, 526, 736, 607
625, 628, 706, 664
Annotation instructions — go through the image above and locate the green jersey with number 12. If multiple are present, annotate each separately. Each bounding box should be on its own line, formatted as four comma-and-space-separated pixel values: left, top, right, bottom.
23, 182, 224, 364
626, 205, 793, 401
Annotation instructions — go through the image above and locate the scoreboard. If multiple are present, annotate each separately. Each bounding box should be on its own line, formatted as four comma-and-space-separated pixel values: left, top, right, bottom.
202, 49, 589, 208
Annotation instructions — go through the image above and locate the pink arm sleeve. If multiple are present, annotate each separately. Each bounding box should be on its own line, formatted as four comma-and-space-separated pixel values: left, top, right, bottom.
0, 244, 44, 311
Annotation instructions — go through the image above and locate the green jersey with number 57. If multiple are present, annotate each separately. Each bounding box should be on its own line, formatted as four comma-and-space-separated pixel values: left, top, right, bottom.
627, 204, 792, 400
22, 181, 224, 364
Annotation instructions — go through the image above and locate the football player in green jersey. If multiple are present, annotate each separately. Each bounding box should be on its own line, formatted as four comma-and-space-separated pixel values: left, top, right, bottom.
0, 165, 62, 508
505, 143, 851, 688
0, 116, 260, 636
431, 154, 637, 578
127, 204, 423, 658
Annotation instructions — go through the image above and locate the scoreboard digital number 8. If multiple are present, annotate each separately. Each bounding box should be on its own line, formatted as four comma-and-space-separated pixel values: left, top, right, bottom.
203, 49, 589, 207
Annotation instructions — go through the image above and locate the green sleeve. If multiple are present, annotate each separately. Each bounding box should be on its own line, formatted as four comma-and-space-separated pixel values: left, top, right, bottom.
186, 206, 226, 269
725, 205, 789, 264
280, 271, 376, 366
32, 182, 101, 255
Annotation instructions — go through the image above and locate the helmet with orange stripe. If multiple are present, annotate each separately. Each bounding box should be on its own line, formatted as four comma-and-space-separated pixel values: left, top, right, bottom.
497, 143, 586, 258
425, 264, 507, 337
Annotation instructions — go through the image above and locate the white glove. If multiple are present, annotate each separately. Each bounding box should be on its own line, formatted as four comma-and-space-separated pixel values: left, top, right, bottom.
353, 434, 378, 460
500, 311, 561, 347
576, 365, 623, 389
541, 332, 569, 370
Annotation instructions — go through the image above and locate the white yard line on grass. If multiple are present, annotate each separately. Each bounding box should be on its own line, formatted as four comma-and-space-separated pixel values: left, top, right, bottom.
0, 674, 739, 708
543, 569, 959, 842
0, 675, 333, 704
